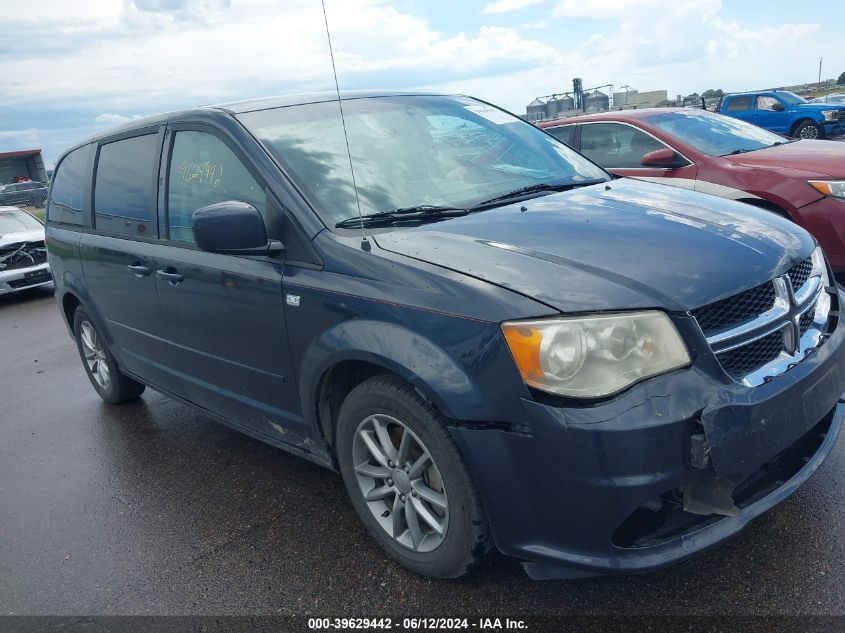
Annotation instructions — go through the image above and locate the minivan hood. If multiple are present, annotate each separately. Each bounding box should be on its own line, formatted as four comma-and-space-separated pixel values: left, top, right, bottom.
374, 179, 815, 313
725, 139, 845, 178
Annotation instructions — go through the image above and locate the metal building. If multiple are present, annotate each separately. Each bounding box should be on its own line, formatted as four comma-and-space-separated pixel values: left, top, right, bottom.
583, 90, 610, 113
0, 150, 48, 185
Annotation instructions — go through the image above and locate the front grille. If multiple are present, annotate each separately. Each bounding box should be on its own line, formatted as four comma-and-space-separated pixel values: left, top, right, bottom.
0, 241, 48, 272
787, 257, 814, 290
691, 282, 776, 335
799, 303, 816, 335
691, 253, 832, 386
718, 330, 785, 380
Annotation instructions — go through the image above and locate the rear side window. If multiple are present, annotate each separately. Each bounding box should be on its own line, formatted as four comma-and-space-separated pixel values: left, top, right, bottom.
94, 134, 159, 237
166, 130, 265, 243
725, 96, 753, 112
546, 125, 575, 147
579, 122, 667, 169
48, 144, 92, 226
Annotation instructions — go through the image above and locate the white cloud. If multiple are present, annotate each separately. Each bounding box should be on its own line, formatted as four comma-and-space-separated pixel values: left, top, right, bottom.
94, 114, 144, 124
0, 0, 122, 20
552, 0, 719, 18
0, 128, 41, 145
422, 0, 836, 113
0, 0, 840, 162
0, 0, 554, 113
481, 0, 544, 15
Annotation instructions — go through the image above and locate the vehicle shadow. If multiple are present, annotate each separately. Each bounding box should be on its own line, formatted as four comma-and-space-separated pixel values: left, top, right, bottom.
0, 282, 55, 310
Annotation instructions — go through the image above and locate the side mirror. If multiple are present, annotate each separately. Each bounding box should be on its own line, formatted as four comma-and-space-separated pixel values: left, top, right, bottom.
771, 102, 785, 112
641, 148, 683, 168
192, 201, 283, 257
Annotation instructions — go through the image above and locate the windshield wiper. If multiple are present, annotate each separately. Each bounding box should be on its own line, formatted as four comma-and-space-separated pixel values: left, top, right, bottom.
335, 205, 469, 228
722, 147, 769, 156
472, 180, 606, 208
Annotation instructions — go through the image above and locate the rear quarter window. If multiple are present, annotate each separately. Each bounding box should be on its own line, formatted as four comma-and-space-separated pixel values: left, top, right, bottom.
94, 134, 159, 238
48, 144, 92, 227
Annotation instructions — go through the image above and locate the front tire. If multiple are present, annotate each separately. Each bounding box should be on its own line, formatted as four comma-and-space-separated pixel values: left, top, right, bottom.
793, 120, 822, 139
73, 308, 145, 404
336, 374, 490, 578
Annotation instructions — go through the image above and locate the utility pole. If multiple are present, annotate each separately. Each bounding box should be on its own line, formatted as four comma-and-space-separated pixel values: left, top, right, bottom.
818, 57, 823, 84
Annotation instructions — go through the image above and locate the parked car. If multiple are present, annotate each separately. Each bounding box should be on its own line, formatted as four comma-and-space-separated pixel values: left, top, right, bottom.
539, 108, 845, 272
809, 93, 845, 105
0, 206, 52, 295
47, 92, 844, 580
0, 180, 49, 208
716, 90, 845, 139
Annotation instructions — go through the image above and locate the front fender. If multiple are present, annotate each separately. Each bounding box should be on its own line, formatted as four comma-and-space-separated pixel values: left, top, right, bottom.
299, 318, 503, 433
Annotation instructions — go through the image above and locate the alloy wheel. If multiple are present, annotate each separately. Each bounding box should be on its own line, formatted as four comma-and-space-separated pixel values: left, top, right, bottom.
799, 126, 819, 139
352, 414, 449, 552
79, 321, 111, 390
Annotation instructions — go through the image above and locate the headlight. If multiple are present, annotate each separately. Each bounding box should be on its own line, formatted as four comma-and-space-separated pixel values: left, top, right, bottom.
501, 311, 691, 399
808, 180, 845, 199
822, 110, 837, 121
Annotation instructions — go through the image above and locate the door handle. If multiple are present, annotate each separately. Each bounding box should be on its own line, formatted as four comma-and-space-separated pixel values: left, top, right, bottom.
127, 263, 151, 277
156, 269, 184, 284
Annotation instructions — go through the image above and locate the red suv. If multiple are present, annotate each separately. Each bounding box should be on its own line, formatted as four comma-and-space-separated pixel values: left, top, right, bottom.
539, 108, 845, 272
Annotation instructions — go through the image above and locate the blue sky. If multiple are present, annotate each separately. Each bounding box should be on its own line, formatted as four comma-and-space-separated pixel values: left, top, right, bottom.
1, 0, 842, 166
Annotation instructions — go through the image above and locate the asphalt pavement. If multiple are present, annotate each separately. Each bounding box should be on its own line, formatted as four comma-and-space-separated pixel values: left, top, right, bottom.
1, 287, 844, 618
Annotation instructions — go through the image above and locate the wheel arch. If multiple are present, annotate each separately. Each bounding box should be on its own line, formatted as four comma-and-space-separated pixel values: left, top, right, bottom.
736, 197, 792, 220
300, 319, 496, 457
61, 291, 82, 329
789, 117, 820, 137
56, 272, 114, 347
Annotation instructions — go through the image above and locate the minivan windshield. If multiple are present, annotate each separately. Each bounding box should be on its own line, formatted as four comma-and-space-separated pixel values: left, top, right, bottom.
777, 91, 806, 105
237, 95, 609, 227
0, 208, 42, 237
644, 110, 789, 156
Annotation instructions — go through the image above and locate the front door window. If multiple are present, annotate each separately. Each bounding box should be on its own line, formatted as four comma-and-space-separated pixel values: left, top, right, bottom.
167, 131, 266, 242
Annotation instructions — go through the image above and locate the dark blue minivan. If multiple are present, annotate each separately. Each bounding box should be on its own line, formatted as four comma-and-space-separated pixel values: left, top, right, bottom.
45, 92, 845, 580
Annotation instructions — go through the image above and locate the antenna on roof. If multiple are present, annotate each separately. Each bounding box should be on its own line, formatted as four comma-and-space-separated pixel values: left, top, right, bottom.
321, 0, 370, 252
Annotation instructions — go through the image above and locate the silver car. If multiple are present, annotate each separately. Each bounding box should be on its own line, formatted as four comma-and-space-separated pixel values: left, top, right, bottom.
0, 206, 52, 295
809, 93, 845, 105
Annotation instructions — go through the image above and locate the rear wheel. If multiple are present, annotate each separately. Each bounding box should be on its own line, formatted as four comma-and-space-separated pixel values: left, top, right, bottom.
73, 308, 145, 404
336, 374, 490, 578
793, 120, 822, 139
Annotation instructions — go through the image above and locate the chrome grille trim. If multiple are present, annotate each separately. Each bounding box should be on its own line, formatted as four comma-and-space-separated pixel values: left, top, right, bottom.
707, 275, 821, 353
692, 250, 833, 386
740, 294, 830, 386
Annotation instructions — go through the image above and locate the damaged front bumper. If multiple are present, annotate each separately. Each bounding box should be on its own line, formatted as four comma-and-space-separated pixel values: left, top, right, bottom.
449, 290, 845, 580
0, 261, 52, 294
